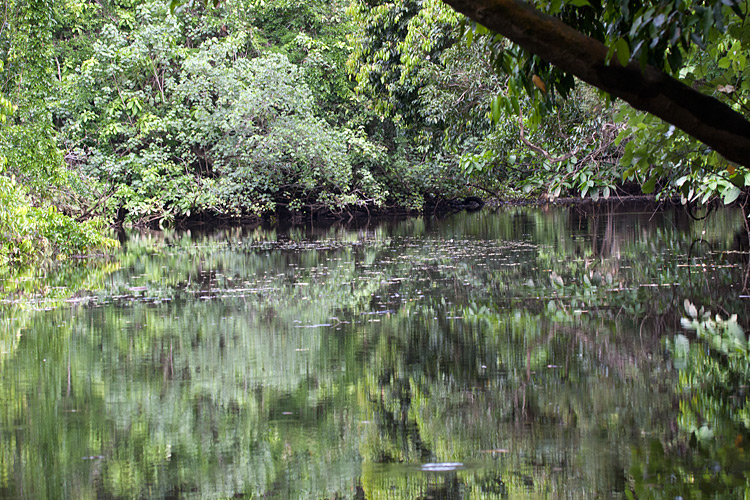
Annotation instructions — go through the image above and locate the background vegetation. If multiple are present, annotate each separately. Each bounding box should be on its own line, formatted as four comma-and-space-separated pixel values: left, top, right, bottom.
1, 0, 748, 262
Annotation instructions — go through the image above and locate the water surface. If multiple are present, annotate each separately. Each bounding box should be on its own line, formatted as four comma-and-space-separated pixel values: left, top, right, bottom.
1, 205, 749, 499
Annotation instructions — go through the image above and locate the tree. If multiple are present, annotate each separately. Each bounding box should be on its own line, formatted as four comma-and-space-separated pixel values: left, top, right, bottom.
441, 0, 750, 168
0, 0, 117, 266
347, 0, 625, 201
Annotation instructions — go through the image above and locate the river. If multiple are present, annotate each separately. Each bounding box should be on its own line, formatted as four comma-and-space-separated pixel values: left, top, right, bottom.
1, 204, 749, 499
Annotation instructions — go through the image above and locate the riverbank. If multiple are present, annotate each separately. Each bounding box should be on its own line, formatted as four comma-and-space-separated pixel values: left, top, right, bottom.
160, 193, 667, 230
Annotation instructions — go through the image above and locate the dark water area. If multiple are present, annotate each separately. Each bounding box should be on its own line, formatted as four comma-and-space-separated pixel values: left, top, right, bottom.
2, 204, 750, 499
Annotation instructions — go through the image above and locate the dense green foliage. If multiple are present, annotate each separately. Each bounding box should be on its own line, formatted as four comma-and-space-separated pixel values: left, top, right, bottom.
0, 171, 116, 266
609, 1, 750, 205
346, 0, 639, 202
51, 0, 394, 224
349, 0, 750, 203
1, 0, 749, 253
0, 0, 117, 265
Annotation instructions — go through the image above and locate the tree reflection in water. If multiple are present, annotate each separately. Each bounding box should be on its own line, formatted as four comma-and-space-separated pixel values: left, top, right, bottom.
0, 203, 748, 499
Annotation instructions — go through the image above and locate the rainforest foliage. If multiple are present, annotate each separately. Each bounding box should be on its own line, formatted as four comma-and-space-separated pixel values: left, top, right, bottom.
1, 0, 749, 261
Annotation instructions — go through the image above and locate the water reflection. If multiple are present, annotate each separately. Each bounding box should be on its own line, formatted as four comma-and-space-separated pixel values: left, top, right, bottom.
1, 204, 749, 499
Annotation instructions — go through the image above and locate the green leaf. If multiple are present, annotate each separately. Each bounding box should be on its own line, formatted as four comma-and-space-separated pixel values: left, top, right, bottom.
614, 38, 630, 66
722, 185, 741, 205
642, 176, 657, 194
510, 95, 520, 115
567, 0, 592, 7
491, 96, 501, 122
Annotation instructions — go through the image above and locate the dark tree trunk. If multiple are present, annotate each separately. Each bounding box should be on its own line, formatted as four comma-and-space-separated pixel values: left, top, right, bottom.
442, 0, 750, 167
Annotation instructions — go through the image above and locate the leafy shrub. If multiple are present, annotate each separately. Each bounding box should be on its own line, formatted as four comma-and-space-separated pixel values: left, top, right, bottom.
52, 4, 390, 222
0, 164, 117, 267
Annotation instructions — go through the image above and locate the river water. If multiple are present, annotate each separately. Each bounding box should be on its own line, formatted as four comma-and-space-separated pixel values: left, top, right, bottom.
1, 204, 749, 499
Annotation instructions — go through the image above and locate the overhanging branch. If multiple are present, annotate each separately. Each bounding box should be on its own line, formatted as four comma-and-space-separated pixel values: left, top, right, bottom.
442, 0, 750, 167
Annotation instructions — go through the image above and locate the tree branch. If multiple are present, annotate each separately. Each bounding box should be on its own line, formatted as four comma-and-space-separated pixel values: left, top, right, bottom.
517, 109, 579, 163
442, 0, 750, 167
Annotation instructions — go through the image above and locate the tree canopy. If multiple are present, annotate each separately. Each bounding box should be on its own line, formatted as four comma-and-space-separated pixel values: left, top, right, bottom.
346, 0, 750, 207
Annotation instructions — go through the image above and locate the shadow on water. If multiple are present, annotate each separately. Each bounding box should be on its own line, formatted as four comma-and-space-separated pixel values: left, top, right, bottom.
1, 203, 750, 499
